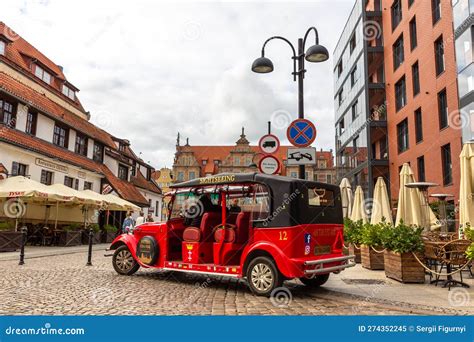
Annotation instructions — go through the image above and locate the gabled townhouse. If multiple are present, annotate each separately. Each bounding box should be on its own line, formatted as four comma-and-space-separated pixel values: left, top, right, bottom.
0, 22, 163, 224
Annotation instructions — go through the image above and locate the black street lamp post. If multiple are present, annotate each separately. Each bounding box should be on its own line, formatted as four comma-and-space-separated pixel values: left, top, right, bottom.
252, 27, 329, 179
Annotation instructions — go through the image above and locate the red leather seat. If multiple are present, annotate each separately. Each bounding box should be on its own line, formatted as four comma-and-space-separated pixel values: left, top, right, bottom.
200, 212, 221, 242
234, 212, 250, 243
183, 227, 201, 242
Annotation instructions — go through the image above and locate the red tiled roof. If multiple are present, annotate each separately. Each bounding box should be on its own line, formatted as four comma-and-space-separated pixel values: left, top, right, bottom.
0, 71, 117, 149
0, 126, 149, 206
100, 165, 148, 206
0, 125, 102, 173
0, 22, 85, 111
131, 170, 162, 194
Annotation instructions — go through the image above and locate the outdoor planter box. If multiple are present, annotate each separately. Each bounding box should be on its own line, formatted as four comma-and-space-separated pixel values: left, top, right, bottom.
102, 231, 117, 244
57, 231, 82, 247
384, 250, 425, 283
81, 231, 102, 245
348, 243, 361, 263
361, 244, 384, 270
0, 231, 22, 252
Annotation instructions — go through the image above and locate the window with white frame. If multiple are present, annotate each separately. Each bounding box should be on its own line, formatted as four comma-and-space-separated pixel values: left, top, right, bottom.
62, 84, 75, 100
34, 65, 52, 84
0, 41, 5, 55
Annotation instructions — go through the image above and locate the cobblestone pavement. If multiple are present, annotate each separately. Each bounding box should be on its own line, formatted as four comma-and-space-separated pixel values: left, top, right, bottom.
0, 250, 469, 315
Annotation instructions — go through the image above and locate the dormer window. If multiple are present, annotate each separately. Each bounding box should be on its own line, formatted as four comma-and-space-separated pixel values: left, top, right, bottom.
34, 65, 52, 84
0, 41, 5, 55
62, 84, 75, 100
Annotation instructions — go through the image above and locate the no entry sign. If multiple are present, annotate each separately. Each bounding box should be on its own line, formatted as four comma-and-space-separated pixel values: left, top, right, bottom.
287, 119, 317, 147
258, 134, 280, 154
258, 155, 280, 175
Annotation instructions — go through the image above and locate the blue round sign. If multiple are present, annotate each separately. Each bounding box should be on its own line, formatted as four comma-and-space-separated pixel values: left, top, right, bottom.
286, 119, 317, 147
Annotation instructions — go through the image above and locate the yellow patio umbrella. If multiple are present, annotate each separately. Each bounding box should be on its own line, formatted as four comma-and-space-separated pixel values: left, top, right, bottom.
350, 185, 367, 223
47, 184, 104, 206
370, 177, 393, 225
102, 194, 140, 212
395, 163, 440, 229
459, 143, 474, 237
0, 176, 74, 230
0, 176, 69, 201
339, 178, 353, 219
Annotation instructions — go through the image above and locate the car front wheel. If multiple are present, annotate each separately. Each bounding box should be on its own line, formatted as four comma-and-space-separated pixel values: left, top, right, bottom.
112, 245, 140, 275
246, 256, 283, 296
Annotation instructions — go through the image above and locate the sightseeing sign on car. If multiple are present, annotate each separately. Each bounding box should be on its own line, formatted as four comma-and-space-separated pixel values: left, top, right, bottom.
108, 173, 354, 297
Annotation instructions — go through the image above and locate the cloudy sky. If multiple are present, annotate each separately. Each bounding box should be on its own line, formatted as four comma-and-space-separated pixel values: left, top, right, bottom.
3, 0, 354, 168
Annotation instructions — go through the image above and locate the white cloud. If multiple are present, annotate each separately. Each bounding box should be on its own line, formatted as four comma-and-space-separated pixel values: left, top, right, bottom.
2, 0, 354, 167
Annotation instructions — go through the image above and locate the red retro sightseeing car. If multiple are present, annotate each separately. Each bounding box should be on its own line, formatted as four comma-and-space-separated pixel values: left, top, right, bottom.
109, 173, 355, 296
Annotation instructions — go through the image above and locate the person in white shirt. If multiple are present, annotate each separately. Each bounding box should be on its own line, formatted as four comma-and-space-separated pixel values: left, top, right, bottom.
135, 211, 145, 226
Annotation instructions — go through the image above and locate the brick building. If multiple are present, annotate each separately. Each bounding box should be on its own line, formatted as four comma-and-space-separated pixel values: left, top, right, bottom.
172, 129, 336, 183
0, 22, 163, 224
335, 0, 464, 211
382, 0, 462, 207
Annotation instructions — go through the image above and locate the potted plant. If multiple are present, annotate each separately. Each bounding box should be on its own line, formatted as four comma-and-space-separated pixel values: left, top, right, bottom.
81, 223, 101, 244
381, 223, 425, 283
57, 223, 82, 247
464, 227, 474, 261
0, 221, 22, 252
360, 222, 387, 270
343, 218, 363, 263
102, 224, 118, 243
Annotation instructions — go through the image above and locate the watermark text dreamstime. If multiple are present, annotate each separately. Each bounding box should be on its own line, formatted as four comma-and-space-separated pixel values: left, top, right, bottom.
5, 323, 85, 336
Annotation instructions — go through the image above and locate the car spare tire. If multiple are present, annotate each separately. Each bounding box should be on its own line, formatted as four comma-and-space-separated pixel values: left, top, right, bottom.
136, 236, 159, 266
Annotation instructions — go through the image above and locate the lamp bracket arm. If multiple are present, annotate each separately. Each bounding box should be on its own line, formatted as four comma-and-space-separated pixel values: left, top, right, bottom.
261, 36, 297, 81
302, 26, 319, 50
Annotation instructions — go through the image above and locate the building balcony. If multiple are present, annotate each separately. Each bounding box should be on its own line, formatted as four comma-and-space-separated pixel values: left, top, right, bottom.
365, 10, 382, 18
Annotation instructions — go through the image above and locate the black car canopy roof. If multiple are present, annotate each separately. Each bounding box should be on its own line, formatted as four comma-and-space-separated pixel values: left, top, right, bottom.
170, 173, 342, 227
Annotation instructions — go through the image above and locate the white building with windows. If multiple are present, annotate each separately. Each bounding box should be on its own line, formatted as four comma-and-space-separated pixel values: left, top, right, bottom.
0, 22, 163, 225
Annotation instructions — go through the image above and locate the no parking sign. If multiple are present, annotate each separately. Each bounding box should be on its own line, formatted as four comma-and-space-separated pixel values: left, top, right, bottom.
287, 119, 317, 147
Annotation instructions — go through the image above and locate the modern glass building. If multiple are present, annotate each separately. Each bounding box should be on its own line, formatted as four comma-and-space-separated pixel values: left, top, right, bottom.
453, 0, 474, 142
333, 0, 388, 198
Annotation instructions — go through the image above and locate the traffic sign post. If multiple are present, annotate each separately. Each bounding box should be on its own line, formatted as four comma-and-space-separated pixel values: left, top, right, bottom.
286, 119, 317, 147
258, 134, 280, 154
286, 147, 316, 166
258, 155, 280, 175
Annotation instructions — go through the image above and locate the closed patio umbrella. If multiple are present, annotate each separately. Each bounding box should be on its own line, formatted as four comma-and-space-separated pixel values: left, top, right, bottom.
339, 178, 353, 219
370, 177, 393, 225
350, 186, 367, 223
459, 143, 474, 237
395, 163, 440, 229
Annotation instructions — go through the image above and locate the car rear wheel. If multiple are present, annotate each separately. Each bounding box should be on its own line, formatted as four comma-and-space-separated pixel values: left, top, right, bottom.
299, 273, 330, 287
113, 245, 140, 275
246, 256, 283, 297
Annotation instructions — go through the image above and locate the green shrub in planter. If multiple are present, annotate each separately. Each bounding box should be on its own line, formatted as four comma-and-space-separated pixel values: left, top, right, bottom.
0, 221, 14, 231
360, 222, 389, 270
63, 223, 82, 231
360, 222, 389, 247
380, 222, 424, 254
381, 222, 425, 283
88, 223, 100, 233
343, 218, 364, 245
104, 224, 118, 233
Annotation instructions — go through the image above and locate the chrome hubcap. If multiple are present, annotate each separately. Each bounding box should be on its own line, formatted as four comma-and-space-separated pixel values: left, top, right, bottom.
116, 249, 134, 272
250, 263, 274, 292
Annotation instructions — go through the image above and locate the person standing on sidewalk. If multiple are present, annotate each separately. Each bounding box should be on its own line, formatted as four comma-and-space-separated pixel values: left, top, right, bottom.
122, 212, 135, 234
135, 211, 145, 227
